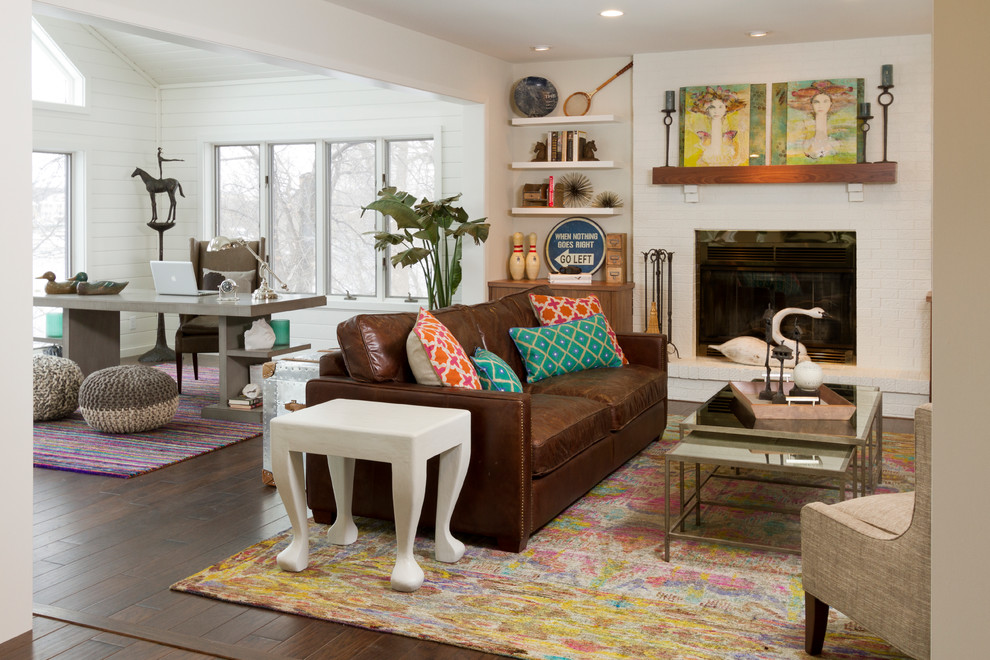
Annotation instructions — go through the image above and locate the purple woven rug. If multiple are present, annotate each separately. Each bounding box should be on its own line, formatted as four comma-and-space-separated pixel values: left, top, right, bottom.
34, 364, 261, 478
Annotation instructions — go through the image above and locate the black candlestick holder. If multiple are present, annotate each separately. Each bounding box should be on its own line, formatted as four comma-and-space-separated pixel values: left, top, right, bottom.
858, 112, 874, 164
759, 304, 776, 401
661, 108, 675, 167
877, 84, 895, 163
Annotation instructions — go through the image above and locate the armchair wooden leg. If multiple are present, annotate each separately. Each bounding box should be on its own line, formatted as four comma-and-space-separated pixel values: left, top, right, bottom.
192, 353, 199, 381
805, 592, 829, 656
175, 352, 183, 394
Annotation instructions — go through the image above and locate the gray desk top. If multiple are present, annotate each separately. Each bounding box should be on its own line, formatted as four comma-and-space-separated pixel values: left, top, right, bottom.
34, 289, 327, 317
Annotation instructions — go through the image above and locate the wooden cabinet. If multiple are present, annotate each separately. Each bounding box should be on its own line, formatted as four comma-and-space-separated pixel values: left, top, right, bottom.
487, 279, 635, 333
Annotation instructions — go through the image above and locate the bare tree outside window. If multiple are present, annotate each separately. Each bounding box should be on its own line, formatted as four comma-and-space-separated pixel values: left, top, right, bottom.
216, 145, 261, 241
387, 139, 435, 299
32, 151, 70, 337
270, 143, 317, 294
328, 141, 377, 296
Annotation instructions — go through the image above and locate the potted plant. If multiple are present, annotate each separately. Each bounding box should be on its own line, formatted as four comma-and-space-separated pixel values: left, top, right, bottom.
363, 187, 489, 309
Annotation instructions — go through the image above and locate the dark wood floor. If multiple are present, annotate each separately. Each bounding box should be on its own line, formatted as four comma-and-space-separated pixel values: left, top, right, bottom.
6, 397, 912, 659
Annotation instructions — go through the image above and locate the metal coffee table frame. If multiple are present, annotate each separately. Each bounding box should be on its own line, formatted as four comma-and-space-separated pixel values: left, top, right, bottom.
662, 432, 856, 561
678, 383, 883, 496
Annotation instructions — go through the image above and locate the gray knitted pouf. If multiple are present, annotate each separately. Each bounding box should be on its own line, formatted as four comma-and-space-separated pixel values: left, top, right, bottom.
33, 354, 83, 421
78, 365, 179, 433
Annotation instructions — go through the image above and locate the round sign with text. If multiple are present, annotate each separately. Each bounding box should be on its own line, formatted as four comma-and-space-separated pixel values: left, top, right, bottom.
544, 216, 607, 274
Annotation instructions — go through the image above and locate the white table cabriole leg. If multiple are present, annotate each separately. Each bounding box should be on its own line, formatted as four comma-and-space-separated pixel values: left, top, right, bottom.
326, 456, 358, 545
389, 458, 428, 592
434, 442, 470, 563
273, 447, 311, 572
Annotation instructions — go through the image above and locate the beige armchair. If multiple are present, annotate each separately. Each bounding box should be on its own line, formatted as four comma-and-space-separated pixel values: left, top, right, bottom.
801, 403, 931, 659
174, 237, 264, 393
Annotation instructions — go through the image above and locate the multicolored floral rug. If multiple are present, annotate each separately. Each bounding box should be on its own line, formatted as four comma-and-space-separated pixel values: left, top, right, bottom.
34, 364, 261, 478
172, 416, 916, 659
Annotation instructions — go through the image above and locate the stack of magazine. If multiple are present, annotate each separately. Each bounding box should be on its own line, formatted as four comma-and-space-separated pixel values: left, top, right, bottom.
228, 395, 262, 410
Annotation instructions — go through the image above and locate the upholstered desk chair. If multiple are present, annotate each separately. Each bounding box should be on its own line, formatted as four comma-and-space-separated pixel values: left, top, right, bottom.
801, 403, 931, 659
174, 237, 264, 393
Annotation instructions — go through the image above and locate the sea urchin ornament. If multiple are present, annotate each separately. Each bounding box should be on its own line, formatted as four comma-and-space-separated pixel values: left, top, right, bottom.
591, 191, 623, 208
558, 172, 593, 208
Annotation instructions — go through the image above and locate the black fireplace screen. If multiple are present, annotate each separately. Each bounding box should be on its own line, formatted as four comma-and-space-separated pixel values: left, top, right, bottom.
696, 231, 856, 364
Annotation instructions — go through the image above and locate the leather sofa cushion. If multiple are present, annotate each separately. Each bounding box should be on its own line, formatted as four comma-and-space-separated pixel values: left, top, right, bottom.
530, 394, 611, 477
528, 364, 667, 430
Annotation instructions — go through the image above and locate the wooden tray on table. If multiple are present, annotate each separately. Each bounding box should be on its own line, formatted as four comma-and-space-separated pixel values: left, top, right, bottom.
729, 380, 856, 421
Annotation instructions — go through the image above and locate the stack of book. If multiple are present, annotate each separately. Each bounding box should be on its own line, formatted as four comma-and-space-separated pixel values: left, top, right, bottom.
228, 396, 262, 410
546, 130, 587, 162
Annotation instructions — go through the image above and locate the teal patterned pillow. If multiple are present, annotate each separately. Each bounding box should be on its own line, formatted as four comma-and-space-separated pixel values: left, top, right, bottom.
509, 314, 623, 383
470, 348, 523, 393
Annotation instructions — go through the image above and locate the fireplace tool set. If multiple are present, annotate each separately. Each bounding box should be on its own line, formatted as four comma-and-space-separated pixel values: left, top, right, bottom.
642, 248, 679, 357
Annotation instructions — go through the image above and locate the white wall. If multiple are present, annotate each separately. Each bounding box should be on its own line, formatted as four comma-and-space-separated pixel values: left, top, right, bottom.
507, 57, 633, 281
633, 35, 932, 379
1, 0, 34, 644
33, 15, 161, 355
153, 74, 470, 348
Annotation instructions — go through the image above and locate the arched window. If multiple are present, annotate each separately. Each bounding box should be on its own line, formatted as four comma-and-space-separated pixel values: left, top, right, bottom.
31, 18, 85, 107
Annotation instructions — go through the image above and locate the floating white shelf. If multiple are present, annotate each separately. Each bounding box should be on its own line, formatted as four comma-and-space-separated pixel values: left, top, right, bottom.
510, 207, 621, 216
511, 160, 618, 170
510, 114, 616, 126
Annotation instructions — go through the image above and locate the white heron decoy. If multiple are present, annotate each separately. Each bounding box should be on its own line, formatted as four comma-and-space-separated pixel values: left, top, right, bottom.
711, 307, 829, 368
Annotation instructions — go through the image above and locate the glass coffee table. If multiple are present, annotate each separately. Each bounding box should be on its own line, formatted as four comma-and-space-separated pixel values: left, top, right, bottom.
662, 383, 882, 560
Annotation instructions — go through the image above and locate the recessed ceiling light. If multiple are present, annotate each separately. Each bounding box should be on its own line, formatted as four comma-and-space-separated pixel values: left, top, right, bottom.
600, 10, 624, 18
748, 30, 769, 38
531, 45, 552, 52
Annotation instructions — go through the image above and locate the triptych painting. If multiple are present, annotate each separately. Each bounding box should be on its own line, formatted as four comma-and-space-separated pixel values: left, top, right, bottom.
678, 78, 865, 167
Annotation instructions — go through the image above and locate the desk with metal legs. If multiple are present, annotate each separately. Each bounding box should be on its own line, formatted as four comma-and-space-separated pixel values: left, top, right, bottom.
34, 290, 326, 422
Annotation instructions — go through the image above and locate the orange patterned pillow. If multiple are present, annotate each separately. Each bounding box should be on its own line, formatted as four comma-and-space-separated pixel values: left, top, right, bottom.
528, 293, 628, 364
410, 308, 481, 389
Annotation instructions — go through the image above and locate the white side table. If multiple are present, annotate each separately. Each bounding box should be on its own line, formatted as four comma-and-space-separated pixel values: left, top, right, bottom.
270, 398, 471, 592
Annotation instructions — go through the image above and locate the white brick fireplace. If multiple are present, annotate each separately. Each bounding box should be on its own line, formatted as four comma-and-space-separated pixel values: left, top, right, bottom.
631, 35, 932, 418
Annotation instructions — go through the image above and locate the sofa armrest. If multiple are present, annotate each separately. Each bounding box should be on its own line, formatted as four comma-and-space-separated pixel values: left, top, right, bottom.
304, 376, 534, 544
318, 350, 348, 377
615, 333, 668, 372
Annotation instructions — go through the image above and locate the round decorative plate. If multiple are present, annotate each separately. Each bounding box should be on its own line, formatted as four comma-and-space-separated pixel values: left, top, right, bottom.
512, 77, 558, 117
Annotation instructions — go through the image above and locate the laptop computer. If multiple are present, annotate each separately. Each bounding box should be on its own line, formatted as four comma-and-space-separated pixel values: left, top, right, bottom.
150, 261, 217, 296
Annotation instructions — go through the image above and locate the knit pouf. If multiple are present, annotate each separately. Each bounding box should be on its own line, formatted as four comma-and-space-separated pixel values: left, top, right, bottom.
79, 365, 179, 433
33, 354, 83, 421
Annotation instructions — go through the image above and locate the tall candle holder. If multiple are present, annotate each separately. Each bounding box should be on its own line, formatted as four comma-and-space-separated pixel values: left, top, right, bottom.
660, 108, 676, 167
771, 344, 793, 405
877, 84, 895, 163
759, 304, 776, 401
857, 108, 874, 164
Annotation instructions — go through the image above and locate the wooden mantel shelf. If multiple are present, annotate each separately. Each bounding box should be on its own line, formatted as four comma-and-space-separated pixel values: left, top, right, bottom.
651, 162, 897, 185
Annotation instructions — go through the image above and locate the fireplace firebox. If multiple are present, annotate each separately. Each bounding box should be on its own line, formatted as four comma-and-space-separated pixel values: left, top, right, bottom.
696, 231, 856, 364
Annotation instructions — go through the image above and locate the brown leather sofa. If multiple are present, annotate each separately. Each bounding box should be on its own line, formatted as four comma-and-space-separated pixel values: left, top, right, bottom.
304, 286, 668, 552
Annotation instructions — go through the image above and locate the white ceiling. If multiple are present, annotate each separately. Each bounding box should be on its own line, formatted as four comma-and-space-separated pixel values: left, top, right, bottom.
49, 0, 933, 87
322, 0, 933, 64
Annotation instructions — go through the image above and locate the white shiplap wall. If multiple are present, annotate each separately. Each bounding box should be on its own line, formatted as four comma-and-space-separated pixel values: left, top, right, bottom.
32, 15, 161, 355
158, 75, 467, 350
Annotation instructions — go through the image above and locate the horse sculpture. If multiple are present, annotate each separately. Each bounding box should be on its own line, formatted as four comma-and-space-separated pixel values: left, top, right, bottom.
131, 167, 184, 224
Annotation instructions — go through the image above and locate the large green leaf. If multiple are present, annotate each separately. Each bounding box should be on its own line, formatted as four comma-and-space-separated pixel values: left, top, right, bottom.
390, 246, 431, 268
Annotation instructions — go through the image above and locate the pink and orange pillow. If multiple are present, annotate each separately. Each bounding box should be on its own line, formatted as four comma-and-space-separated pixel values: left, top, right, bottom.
528, 293, 627, 364
406, 308, 481, 389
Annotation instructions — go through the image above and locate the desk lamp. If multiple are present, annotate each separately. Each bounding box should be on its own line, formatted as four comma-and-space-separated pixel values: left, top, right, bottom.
207, 236, 289, 301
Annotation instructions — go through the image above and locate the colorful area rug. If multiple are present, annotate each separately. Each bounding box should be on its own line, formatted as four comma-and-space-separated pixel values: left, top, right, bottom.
172, 416, 915, 659
34, 364, 261, 478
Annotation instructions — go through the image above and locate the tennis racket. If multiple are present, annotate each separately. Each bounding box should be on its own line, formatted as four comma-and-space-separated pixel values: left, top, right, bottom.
563, 61, 633, 116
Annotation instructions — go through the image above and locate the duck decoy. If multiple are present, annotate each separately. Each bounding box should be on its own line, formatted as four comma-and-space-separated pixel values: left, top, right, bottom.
77, 280, 129, 295
36, 271, 82, 295
712, 306, 829, 368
